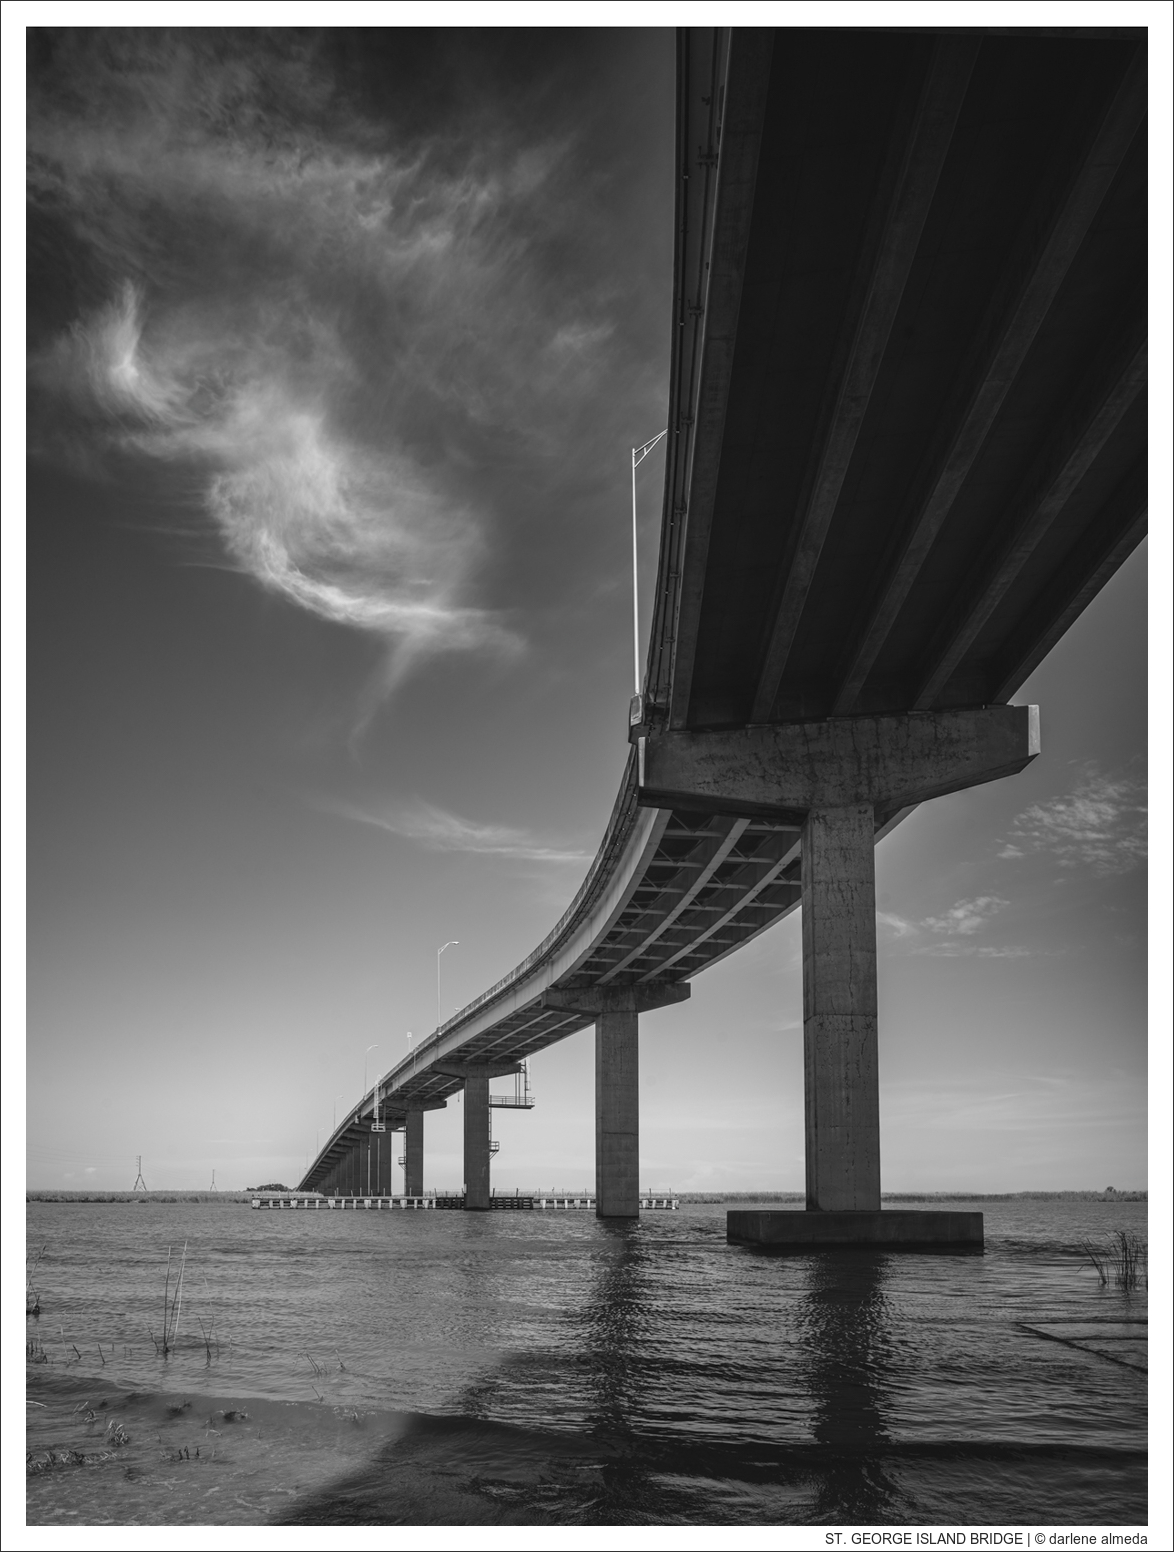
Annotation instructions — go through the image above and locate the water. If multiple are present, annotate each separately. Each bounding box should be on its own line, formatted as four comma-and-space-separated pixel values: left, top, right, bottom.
26, 1198, 1147, 1526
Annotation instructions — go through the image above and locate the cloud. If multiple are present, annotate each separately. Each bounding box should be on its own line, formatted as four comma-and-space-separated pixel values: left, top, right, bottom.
913, 942, 1031, 960
36, 284, 522, 680
878, 895, 1027, 957
27, 31, 625, 697
922, 895, 1009, 936
997, 767, 1147, 876
882, 1069, 1146, 1137
876, 910, 918, 938
320, 796, 591, 864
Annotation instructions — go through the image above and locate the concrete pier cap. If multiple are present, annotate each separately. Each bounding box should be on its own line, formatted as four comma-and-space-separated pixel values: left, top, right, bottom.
639, 706, 1038, 1252
639, 705, 1039, 817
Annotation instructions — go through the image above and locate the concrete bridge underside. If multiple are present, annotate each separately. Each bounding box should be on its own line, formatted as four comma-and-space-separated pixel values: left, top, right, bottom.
299, 27, 1146, 1244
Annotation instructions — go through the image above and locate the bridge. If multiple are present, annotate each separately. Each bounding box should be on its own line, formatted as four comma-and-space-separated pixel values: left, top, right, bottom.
299, 27, 1146, 1246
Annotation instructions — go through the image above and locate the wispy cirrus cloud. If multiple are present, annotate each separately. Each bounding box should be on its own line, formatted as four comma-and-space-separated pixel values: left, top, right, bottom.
320, 795, 591, 865
877, 895, 1027, 957
882, 1069, 1146, 1137
876, 910, 918, 939
915, 942, 1031, 960
923, 895, 1009, 936
27, 30, 624, 697
997, 766, 1147, 876
35, 282, 518, 688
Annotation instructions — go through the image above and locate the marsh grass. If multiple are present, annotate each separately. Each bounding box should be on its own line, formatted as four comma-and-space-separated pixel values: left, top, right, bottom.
26, 1244, 45, 1314
1082, 1230, 1147, 1290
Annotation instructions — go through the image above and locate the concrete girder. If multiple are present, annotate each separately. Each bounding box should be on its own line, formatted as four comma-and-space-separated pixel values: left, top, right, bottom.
597, 819, 750, 982
829, 49, 1147, 718
751, 35, 981, 723
912, 340, 1147, 710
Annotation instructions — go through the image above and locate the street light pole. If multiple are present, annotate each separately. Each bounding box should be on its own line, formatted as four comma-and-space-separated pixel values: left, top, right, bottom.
361, 1049, 380, 1191
437, 941, 459, 1027
363, 1044, 379, 1196
631, 430, 667, 696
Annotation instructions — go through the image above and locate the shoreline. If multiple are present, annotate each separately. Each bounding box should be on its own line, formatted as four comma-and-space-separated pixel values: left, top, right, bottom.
27, 1188, 1148, 1204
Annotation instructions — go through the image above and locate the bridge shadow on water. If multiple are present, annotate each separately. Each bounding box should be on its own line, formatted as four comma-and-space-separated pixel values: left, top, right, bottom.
281, 1230, 913, 1526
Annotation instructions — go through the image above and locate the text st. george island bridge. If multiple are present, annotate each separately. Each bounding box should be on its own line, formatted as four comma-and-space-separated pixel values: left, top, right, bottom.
297, 26, 1146, 1249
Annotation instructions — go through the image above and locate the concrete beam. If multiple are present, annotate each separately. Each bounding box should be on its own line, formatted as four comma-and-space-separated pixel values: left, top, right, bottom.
639, 706, 1038, 815
434, 1060, 522, 1081
542, 982, 690, 1015
829, 47, 1147, 718
751, 34, 981, 721
912, 339, 1146, 710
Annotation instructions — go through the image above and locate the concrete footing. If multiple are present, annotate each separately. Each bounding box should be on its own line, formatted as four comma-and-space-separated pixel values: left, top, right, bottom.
727, 1209, 983, 1251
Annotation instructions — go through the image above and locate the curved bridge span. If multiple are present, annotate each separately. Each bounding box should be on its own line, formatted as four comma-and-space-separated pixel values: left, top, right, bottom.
301, 754, 808, 1194
300, 26, 1145, 1234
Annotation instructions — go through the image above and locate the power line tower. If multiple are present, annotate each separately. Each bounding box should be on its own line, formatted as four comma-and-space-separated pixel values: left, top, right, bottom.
208, 1169, 218, 1192
132, 1156, 147, 1192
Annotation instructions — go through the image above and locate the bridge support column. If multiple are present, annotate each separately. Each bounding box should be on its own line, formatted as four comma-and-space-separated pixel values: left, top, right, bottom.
544, 983, 690, 1219
374, 1130, 393, 1196
405, 1111, 425, 1197
596, 1009, 640, 1217
435, 1060, 523, 1210
639, 707, 1039, 1249
464, 1075, 491, 1210
802, 804, 880, 1210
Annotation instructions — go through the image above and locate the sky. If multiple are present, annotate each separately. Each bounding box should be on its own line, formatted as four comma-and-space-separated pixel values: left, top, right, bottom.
14, 21, 1163, 1196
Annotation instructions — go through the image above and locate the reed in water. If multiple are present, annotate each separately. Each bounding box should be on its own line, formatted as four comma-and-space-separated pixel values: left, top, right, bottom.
1082, 1229, 1146, 1290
